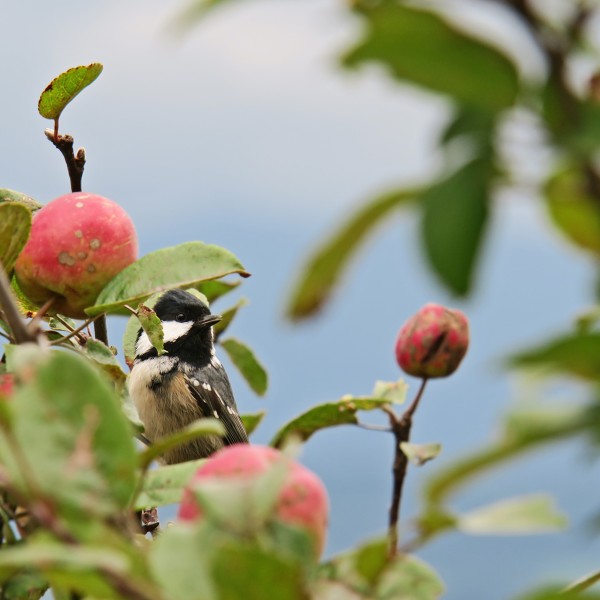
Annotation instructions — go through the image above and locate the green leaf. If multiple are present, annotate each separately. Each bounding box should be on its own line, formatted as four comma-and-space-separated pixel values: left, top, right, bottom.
38, 64, 103, 121
372, 379, 408, 404
150, 526, 216, 600
88, 241, 249, 316
400, 442, 442, 466
198, 279, 240, 303
422, 158, 492, 295
240, 411, 266, 437
0, 540, 128, 576
0, 203, 31, 274
134, 459, 204, 510
316, 537, 444, 599
564, 569, 600, 594
343, 1, 518, 113
509, 332, 600, 381
544, 166, 600, 256
83, 338, 127, 389
210, 538, 309, 600
220, 338, 268, 396
139, 419, 225, 468
458, 494, 567, 535
0, 571, 48, 600
0, 347, 137, 519
271, 396, 397, 448
286, 188, 418, 320
213, 298, 247, 341
513, 586, 600, 600
151, 525, 310, 600
440, 107, 496, 146
137, 304, 165, 355
10, 275, 38, 315
0, 189, 42, 212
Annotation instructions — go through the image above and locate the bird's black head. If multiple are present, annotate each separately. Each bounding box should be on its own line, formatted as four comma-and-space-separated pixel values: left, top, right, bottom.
135, 289, 221, 364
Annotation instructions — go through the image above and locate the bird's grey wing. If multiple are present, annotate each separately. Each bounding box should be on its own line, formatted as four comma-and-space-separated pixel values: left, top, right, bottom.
183, 372, 249, 446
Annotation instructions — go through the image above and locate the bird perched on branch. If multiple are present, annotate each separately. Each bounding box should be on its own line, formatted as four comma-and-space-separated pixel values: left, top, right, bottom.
128, 288, 248, 464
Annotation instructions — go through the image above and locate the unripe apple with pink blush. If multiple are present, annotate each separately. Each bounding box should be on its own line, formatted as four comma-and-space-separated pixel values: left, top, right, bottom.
14, 192, 138, 319
178, 444, 329, 557
395, 302, 469, 378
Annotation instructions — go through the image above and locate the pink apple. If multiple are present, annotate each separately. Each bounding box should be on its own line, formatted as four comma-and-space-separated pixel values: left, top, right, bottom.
178, 444, 329, 557
14, 192, 138, 318
395, 303, 469, 378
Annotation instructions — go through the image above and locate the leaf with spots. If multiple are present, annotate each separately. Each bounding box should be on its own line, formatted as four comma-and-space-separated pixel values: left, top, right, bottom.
400, 442, 442, 466
137, 304, 165, 356
270, 396, 397, 448
88, 241, 250, 316
0, 346, 137, 520
0, 189, 42, 212
38, 64, 103, 121
220, 337, 268, 396
0, 203, 31, 275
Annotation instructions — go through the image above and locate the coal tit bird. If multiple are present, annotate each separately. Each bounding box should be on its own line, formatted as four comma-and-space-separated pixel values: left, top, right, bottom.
128, 288, 248, 464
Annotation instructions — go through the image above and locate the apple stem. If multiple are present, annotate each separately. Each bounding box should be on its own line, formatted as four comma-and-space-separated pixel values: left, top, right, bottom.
386, 377, 428, 558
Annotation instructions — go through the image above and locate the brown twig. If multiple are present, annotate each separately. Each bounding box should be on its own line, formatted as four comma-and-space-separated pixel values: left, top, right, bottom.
0, 265, 35, 344
49, 314, 102, 346
387, 378, 428, 558
26, 296, 57, 337
44, 129, 86, 193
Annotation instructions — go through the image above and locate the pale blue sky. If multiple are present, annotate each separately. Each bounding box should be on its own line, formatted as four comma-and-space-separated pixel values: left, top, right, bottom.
3, 2, 600, 598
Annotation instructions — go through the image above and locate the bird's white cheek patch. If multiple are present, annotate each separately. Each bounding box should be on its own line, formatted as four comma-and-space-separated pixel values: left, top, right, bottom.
162, 320, 194, 343
135, 320, 194, 357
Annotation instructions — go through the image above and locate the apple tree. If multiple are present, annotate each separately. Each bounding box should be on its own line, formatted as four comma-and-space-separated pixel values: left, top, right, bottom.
2, 0, 600, 596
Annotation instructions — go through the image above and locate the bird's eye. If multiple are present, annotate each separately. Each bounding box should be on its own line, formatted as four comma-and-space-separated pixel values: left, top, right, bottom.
175, 313, 187, 322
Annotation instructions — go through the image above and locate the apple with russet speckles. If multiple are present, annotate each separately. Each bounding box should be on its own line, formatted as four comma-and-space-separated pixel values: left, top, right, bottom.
14, 192, 137, 318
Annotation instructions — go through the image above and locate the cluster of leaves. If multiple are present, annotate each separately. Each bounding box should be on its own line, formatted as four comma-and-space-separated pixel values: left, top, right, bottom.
174, 0, 600, 596
2, 180, 574, 598
4, 0, 600, 595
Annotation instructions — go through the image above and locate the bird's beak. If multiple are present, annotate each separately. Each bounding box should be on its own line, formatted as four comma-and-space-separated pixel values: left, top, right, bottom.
196, 314, 222, 328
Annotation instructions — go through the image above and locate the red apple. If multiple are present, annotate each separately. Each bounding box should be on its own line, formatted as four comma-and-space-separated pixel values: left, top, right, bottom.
14, 192, 138, 318
178, 444, 329, 557
395, 303, 469, 378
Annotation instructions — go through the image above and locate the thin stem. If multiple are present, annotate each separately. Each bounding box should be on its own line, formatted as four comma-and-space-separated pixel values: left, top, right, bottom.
49, 314, 102, 346
405, 378, 428, 420
355, 422, 393, 433
26, 296, 57, 336
387, 378, 428, 558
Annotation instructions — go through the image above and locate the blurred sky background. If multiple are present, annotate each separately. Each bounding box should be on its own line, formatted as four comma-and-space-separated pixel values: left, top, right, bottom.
3, 1, 600, 598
